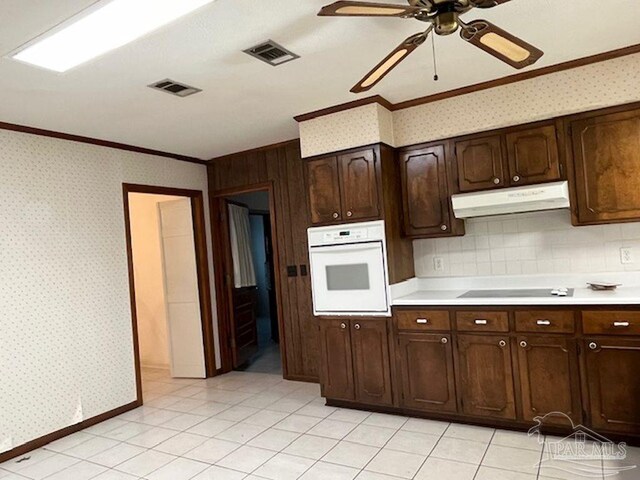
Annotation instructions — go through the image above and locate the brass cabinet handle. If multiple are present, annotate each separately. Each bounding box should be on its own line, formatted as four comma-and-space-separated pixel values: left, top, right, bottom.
416, 319, 429, 324
499, 340, 507, 348
332, 212, 339, 219
520, 341, 528, 348
474, 319, 488, 325
340, 323, 347, 329
441, 337, 448, 344
536, 320, 551, 326
613, 321, 630, 328
440, 225, 448, 231
493, 177, 501, 185
354, 324, 361, 330
513, 175, 521, 182
346, 211, 353, 217
589, 342, 598, 350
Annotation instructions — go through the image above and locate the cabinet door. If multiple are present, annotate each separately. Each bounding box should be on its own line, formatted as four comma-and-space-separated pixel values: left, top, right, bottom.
319, 319, 355, 401
570, 109, 640, 224
351, 319, 393, 406
400, 144, 453, 237
307, 156, 342, 224
397, 333, 457, 412
506, 125, 561, 186
455, 135, 505, 191
584, 337, 640, 433
457, 334, 516, 419
517, 336, 581, 425
338, 149, 380, 221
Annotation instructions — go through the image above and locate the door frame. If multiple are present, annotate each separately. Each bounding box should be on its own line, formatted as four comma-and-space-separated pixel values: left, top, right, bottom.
210, 182, 288, 375
122, 183, 217, 403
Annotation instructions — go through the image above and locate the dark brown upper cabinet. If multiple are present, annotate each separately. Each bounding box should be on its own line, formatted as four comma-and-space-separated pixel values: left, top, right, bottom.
307, 147, 379, 225
454, 122, 562, 192
506, 125, 561, 186
567, 106, 640, 225
399, 141, 464, 238
455, 135, 505, 191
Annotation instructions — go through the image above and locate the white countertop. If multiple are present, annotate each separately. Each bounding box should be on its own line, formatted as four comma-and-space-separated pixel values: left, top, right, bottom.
390, 272, 640, 307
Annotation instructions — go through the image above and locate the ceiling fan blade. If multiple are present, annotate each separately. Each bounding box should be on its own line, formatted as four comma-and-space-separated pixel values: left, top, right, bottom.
351, 30, 429, 93
319, 1, 421, 17
460, 20, 543, 69
470, 0, 512, 8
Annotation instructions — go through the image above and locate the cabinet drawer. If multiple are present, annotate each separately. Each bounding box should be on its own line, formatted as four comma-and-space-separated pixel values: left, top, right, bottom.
456, 311, 509, 332
582, 311, 640, 336
515, 310, 575, 334
396, 310, 451, 331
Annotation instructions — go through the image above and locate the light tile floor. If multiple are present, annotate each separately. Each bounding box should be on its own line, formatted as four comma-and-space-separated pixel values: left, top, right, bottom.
2, 369, 638, 480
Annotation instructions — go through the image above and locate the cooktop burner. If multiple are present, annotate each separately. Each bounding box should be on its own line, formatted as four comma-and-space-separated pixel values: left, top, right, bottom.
458, 288, 575, 298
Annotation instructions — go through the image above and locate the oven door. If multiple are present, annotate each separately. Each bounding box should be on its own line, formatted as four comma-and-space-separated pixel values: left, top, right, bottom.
309, 241, 389, 315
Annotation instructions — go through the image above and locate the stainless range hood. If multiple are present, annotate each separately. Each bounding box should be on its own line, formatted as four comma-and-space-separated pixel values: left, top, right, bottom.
451, 181, 570, 219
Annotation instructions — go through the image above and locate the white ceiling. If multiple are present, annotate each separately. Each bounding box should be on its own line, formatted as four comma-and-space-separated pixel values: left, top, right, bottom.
0, 0, 639, 159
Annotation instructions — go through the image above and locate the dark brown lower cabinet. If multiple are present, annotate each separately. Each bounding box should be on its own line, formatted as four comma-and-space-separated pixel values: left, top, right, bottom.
397, 333, 457, 412
319, 319, 355, 401
584, 337, 640, 433
319, 318, 393, 406
516, 336, 581, 425
457, 334, 517, 420
352, 319, 393, 406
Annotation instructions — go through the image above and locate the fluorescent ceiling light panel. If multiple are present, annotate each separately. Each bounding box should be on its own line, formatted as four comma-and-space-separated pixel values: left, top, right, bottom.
12, 0, 214, 72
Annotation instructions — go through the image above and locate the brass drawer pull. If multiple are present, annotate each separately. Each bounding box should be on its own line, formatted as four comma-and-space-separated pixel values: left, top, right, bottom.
475, 319, 488, 325
416, 319, 429, 324
340, 323, 347, 329
589, 342, 598, 350
536, 320, 551, 326
441, 337, 448, 344
499, 340, 507, 348
613, 321, 630, 328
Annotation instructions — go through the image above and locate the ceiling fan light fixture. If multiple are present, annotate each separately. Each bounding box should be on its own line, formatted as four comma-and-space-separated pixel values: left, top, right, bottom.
479, 32, 530, 62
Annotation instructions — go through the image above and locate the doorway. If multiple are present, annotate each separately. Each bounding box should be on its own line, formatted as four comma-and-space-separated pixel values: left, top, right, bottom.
123, 184, 216, 402
212, 185, 285, 376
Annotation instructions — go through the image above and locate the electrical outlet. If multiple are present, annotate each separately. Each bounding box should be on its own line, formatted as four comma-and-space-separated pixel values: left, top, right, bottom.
620, 247, 633, 264
433, 257, 444, 272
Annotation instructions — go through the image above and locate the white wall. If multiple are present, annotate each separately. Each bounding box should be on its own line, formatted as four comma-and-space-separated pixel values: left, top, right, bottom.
414, 210, 640, 278
0, 129, 218, 453
129, 193, 183, 369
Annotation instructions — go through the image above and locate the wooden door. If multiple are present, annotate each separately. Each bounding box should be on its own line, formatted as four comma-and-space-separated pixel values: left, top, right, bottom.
584, 337, 640, 433
338, 148, 380, 221
307, 156, 342, 224
457, 334, 516, 419
506, 125, 561, 186
319, 319, 355, 401
455, 135, 505, 191
397, 333, 457, 412
158, 199, 207, 378
570, 108, 640, 224
351, 318, 393, 406
517, 336, 581, 425
400, 144, 453, 237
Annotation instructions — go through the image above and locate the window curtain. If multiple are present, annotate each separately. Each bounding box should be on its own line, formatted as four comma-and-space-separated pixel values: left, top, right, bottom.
228, 203, 257, 288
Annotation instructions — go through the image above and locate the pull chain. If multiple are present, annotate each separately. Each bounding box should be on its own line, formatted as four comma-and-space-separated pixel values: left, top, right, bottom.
431, 33, 439, 81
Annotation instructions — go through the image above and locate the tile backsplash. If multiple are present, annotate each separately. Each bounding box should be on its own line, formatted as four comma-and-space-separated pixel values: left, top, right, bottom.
414, 210, 640, 277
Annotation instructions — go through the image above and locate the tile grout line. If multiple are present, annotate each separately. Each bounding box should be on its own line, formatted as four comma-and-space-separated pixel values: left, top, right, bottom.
471, 429, 496, 480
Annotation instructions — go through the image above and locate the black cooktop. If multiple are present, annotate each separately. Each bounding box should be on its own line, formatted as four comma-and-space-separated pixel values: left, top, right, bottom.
458, 289, 575, 298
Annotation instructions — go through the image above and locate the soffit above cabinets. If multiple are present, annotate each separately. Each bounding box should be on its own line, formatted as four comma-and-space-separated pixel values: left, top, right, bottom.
0, 0, 639, 159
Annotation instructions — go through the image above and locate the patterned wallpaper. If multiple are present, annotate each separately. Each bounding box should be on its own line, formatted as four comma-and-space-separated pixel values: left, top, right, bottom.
0, 130, 217, 452
298, 53, 640, 156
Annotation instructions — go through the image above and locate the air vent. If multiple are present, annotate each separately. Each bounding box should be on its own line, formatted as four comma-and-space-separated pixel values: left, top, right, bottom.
244, 40, 299, 66
148, 79, 202, 97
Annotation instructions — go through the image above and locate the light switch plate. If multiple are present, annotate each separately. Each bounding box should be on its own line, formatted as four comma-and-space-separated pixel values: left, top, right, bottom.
433, 257, 444, 272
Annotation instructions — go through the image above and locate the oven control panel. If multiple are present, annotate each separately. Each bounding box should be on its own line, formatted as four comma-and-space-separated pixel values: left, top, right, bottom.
308, 220, 386, 247
323, 228, 367, 242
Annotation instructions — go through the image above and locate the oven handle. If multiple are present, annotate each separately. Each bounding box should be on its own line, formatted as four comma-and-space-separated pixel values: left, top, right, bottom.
309, 242, 383, 254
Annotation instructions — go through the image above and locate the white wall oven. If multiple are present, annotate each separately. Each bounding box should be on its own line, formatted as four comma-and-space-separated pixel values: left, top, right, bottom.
308, 221, 390, 316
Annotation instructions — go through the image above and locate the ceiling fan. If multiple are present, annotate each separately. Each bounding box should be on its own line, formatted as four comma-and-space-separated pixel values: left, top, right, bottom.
318, 0, 543, 93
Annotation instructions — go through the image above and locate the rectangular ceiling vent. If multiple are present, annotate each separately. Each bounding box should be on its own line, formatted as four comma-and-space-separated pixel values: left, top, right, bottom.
148, 79, 202, 97
244, 40, 299, 66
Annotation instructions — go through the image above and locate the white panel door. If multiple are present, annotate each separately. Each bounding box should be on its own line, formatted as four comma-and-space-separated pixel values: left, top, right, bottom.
158, 198, 206, 378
